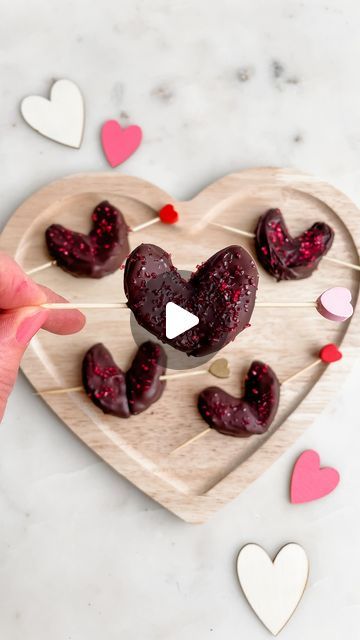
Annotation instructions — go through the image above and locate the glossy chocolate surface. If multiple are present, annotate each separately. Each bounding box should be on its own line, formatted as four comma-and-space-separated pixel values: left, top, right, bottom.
124, 243, 258, 357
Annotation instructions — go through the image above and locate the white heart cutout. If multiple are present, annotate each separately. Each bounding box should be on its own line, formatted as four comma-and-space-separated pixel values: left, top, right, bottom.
237, 543, 309, 636
21, 78, 84, 148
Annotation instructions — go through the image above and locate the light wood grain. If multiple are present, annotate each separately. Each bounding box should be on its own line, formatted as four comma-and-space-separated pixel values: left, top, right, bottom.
0, 168, 359, 523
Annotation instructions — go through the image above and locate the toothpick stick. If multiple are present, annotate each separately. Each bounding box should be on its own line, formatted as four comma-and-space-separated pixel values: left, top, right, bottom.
211, 221, 360, 273
26, 260, 57, 275
170, 344, 343, 455
41, 302, 128, 310
36, 358, 230, 396
131, 218, 160, 232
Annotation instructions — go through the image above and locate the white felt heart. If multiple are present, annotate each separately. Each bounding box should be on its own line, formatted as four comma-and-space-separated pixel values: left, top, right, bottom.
237, 543, 309, 636
20, 79, 84, 148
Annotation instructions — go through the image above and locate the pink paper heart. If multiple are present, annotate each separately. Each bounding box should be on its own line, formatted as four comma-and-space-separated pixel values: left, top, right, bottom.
290, 450, 340, 504
317, 286, 353, 322
101, 120, 142, 168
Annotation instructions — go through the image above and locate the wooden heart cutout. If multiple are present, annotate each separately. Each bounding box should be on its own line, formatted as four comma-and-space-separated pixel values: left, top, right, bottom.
0, 168, 358, 523
208, 358, 230, 379
237, 543, 309, 635
21, 79, 85, 149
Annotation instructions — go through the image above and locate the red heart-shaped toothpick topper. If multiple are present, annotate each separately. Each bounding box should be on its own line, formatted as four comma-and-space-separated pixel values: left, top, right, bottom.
159, 204, 179, 225
319, 343, 342, 363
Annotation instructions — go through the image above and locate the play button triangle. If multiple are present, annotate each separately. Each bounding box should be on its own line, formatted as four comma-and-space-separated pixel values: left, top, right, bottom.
165, 302, 199, 339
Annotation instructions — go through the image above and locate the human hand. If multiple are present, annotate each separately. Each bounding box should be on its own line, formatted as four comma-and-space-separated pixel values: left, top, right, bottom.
0, 252, 85, 420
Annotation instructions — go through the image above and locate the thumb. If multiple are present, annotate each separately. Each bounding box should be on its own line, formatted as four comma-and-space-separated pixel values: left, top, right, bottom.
0, 306, 48, 421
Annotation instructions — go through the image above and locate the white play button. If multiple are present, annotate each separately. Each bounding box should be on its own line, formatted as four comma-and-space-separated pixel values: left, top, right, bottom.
165, 302, 199, 339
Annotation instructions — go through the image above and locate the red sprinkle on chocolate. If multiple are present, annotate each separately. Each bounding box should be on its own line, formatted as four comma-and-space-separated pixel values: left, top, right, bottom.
255, 208, 334, 281
319, 343, 342, 363
198, 360, 280, 437
159, 204, 179, 225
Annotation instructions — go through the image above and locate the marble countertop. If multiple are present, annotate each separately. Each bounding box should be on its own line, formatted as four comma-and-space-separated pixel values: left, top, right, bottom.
1, 0, 360, 638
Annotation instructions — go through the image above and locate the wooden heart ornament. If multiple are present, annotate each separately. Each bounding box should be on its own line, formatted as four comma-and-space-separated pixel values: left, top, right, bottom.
290, 450, 340, 504
21, 79, 84, 148
0, 168, 358, 523
237, 543, 309, 635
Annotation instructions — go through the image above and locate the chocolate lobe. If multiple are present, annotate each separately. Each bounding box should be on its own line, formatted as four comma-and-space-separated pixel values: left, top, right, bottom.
82, 343, 130, 418
126, 341, 167, 414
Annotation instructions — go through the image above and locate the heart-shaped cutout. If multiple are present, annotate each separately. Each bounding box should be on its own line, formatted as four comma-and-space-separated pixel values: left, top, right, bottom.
21, 79, 84, 148
317, 286, 353, 322
255, 208, 334, 281
290, 449, 340, 504
124, 243, 258, 356
45, 200, 130, 278
1, 168, 358, 522
319, 343, 342, 363
159, 204, 179, 225
237, 543, 309, 635
208, 358, 230, 379
101, 120, 142, 167
198, 360, 280, 436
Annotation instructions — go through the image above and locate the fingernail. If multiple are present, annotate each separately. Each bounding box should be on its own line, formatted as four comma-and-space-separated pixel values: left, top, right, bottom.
16, 311, 47, 346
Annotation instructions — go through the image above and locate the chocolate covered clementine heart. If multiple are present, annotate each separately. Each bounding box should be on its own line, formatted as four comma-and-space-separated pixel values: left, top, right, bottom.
124, 243, 258, 357
46, 200, 130, 278
82, 341, 167, 417
198, 361, 280, 436
255, 208, 334, 281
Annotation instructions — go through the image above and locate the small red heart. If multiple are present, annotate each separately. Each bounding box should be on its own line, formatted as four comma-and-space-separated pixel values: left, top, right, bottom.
290, 450, 340, 504
101, 120, 142, 168
159, 204, 179, 225
319, 343, 342, 363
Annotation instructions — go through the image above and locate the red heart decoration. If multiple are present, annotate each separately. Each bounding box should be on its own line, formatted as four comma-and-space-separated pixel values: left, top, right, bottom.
159, 204, 179, 225
290, 450, 340, 504
198, 361, 280, 437
82, 341, 167, 417
319, 343, 342, 363
101, 120, 142, 168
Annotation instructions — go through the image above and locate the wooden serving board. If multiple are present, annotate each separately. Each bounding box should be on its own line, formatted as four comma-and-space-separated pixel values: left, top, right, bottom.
1, 168, 359, 523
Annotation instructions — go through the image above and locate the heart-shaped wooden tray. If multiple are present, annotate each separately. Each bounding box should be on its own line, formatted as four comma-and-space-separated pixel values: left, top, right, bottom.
1, 168, 359, 523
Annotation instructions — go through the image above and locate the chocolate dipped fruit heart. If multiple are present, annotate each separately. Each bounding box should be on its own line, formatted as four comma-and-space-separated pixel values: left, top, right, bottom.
82, 341, 167, 418
255, 208, 334, 281
126, 341, 167, 414
46, 200, 130, 278
198, 360, 280, 437
124, 243, 258, 357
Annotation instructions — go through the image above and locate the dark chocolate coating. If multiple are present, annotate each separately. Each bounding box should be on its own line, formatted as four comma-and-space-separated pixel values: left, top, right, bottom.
82, 343, 130, 418
82, 341, 167, 418
126, 341, 167, 414
198, 360, 280, 437
124, 243, 258, 357
255, 208, 334, 281
46, 200, 130, 278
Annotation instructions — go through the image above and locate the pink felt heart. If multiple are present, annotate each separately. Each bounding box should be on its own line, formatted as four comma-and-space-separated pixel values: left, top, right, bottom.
290, 450, 340, 504
101, 120, 142, 168
317, 286, 353, 322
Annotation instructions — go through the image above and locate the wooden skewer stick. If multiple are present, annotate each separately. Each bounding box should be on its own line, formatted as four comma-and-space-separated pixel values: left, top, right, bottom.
41, 302, 129, 310
170, 346, 342, 455
210, 221, 360, 272
26, 260, 57, 275
36, 358, 230, 396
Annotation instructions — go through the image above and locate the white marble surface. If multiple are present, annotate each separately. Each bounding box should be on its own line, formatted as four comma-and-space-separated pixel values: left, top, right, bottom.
1, 1, 360, 638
